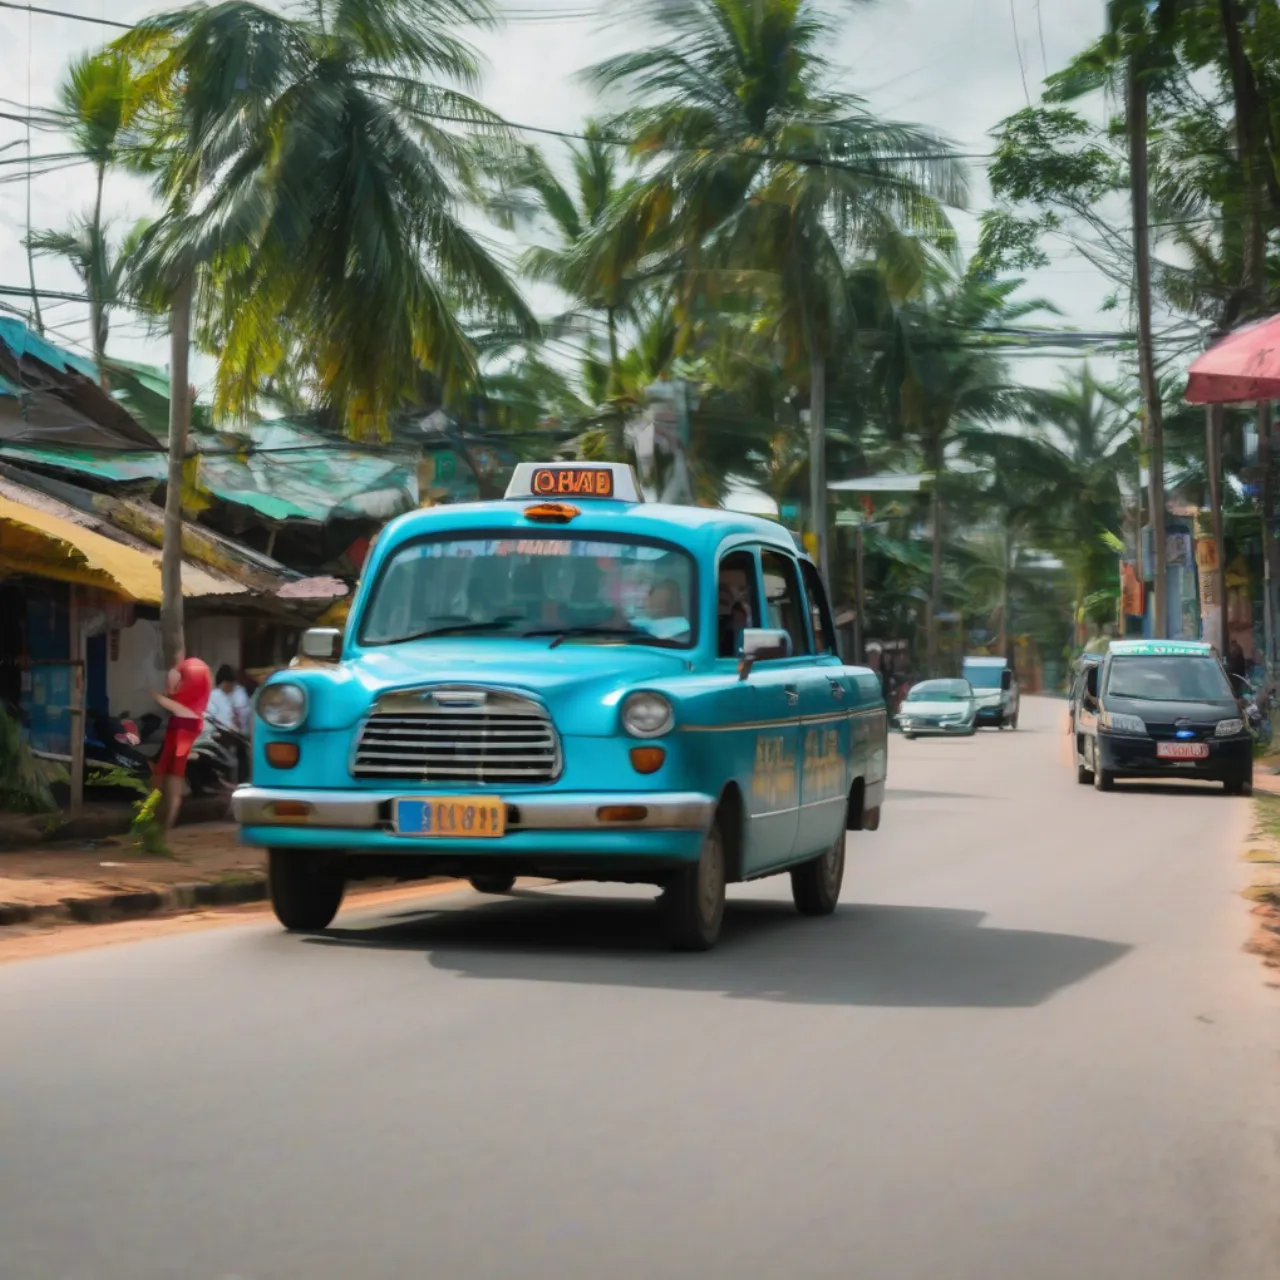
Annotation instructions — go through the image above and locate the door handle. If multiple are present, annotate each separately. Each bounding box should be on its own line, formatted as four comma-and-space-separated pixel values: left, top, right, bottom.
828, 680, 845, 700
784, 685, 800, 706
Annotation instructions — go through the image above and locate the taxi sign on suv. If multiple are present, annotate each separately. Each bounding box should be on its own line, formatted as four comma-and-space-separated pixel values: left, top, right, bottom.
234, 462, 889, 950
1070, 638, 1252, 794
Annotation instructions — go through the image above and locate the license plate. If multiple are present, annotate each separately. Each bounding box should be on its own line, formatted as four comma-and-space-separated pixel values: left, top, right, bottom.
1156, 742, 1209, 760
396, 797, 506, 837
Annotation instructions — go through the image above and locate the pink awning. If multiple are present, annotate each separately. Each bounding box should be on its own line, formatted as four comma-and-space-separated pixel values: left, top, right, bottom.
1186, 315, 1280, 404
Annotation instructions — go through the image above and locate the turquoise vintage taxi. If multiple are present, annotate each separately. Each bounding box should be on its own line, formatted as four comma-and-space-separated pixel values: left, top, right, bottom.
233, 462, 888, 949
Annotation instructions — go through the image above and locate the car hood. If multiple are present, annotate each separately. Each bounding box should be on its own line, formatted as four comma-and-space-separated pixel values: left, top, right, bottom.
1104, 694, 1239, 723
268, 639, 691, 734
901, 700, 972, 718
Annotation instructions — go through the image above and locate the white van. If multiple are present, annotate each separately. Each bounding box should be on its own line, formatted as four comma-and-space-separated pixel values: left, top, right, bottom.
961, 656, 1020, 730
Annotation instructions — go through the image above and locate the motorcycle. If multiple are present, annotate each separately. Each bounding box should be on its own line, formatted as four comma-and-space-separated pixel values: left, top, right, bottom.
84, 710, 153, 796
187, 719, 249, 799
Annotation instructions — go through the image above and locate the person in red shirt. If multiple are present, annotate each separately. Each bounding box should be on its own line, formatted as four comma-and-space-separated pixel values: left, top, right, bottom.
152, 650, 213, 829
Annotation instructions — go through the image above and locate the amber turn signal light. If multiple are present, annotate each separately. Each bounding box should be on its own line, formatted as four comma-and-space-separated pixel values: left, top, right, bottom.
265, 741, 300, 769
629, 746, 665, 774
597, 805, 649, 823
523, 502, 580, 523
270, 800, 312, 821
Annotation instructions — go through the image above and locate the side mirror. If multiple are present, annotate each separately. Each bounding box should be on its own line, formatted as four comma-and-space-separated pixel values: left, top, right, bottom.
1001, 669, 1013, 691
299, 627, 342, 662
738, 628, 792, 681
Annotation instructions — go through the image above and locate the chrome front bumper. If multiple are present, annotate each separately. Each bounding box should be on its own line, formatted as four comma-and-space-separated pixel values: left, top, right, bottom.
232, 787, 716, 832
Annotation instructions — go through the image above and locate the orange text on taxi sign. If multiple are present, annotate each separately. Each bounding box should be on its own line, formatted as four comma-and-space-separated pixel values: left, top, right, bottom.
523, 502, 581, 523
530, 467, 615, 497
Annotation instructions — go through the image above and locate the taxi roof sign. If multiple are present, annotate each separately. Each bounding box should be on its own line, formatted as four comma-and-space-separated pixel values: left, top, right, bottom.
505, 462, 642, 503
1109, 639, 1213, 657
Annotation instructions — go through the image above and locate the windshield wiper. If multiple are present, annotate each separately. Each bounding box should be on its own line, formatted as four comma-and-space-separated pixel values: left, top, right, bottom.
379, 616, 525, 644
522, 624, 670, 650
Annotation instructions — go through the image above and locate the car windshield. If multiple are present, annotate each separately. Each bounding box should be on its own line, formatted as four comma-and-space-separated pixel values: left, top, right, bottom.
962, 665, 1004, 690
908, 680, 972, 702
1106, 655, 1233, 703
359, 534, 696, 648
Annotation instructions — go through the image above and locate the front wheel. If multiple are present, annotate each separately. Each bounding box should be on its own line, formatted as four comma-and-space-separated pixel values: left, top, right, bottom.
1093, 766, 1115, 792
1076, 760, 1095, 785
268, 850, 345, 931
660, 818, 727, 951
791, 833, 846, 917
470, 874, 517, 895
1224, 774, 1253, 796
903, 733, 916, 741
1009, 712, 1019, 730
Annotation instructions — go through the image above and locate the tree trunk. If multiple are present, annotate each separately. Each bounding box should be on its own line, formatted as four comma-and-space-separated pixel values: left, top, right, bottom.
1204, 405, 1227, 651
1219, 0, 1269, 317
927, 452, 943, 675
161, 277, 193, 669
1261, 401, 1276, 676
807, 338, 829, 585
91, 162, 107, 388
1128, 58, 1167, 638
606, 305, 619, 397
998, 529, 1010, 657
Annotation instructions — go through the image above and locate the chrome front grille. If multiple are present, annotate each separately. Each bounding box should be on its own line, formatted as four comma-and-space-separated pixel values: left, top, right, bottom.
352, 688, 560, 783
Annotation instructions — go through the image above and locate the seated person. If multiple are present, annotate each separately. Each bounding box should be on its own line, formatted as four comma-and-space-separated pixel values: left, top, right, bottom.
644, 577, 691, 640
717, 565, 753, 656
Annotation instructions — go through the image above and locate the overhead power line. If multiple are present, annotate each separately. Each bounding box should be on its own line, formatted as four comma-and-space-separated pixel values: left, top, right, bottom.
0, 0, 128, 28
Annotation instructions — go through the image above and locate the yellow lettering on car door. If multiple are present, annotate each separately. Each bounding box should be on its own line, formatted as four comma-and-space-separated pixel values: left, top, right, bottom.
802, 727, 844, 802
751, 735, 797, 812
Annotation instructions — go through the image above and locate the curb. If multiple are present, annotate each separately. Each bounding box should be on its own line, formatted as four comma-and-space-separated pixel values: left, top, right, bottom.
0, 875, 267, 929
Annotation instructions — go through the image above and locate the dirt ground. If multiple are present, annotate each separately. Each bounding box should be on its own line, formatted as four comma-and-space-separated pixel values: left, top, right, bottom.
0, 823, 262, 909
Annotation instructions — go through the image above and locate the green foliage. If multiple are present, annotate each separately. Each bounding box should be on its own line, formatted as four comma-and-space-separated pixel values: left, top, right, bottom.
129, 789, 170, 858
0, 708, 61, 815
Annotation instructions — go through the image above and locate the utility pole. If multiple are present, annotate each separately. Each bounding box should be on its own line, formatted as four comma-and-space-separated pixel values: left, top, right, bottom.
1128, 55, 1167, 638
160, 276, 193, 667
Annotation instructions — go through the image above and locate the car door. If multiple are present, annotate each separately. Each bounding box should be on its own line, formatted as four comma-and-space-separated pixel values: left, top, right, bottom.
709, 544, 801, 875
792, 557, 853, 857
736, 546, 805, 877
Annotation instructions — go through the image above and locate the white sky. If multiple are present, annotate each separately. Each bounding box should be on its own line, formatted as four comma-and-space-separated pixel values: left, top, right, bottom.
0, 0, 1117, 400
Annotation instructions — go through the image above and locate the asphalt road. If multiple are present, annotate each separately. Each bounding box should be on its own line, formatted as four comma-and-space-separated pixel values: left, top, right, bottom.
3, 696, 1278, 1280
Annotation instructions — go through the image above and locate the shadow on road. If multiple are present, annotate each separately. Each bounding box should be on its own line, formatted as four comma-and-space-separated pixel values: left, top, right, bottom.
886, 788, 991, 802
305, 893, 1130, 1009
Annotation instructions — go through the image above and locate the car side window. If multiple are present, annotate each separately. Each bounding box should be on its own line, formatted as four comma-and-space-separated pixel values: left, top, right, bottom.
799, 560, 837, 656
760, 549, 811, 657
716, 549, 761, 658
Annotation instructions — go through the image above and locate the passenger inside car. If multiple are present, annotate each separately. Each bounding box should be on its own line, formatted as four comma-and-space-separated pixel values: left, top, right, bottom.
717, 553, 757, 656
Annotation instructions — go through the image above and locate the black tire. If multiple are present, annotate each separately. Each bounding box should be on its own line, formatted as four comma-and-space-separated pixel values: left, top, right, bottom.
1224, 774, 1253, 796
268, 850, 345, 931
470, 874, 517, 895
660, 817, 727, 951
1010, 712, 1019, 730
791, 832, 846, 917
903, 733, 916, 741
1076, 760, 1094, 785
1093, 766, 1115, 792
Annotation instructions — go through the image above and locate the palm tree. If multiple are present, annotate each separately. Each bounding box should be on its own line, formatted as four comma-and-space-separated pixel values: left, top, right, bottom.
26, 219, 148, 380
114, 0, 536, 661
880, 254, 1051, 672
488, 123, 640, 390
962, 365, 1133, 650
32, 51, 138, 384
584, 0, 967, 581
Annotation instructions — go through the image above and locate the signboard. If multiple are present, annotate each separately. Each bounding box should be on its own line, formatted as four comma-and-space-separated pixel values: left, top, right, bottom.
531, 467, 615, 498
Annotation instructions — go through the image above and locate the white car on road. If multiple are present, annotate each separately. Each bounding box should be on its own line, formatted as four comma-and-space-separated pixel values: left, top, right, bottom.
897, 679, 978, 738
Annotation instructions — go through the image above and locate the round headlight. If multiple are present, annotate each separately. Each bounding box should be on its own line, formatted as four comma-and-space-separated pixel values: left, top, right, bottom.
621, 691, 674, 738
257, 682, 308, 730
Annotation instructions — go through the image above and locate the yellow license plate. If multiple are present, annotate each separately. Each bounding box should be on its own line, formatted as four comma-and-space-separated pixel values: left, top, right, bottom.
396, 797, 506, 838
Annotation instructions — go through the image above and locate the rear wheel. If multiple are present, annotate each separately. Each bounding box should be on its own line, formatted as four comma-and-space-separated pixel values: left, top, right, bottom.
660, 818, 726, 951
469, 874, 517, 895
791, 832, 846, 917
268, 850, 345, 931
